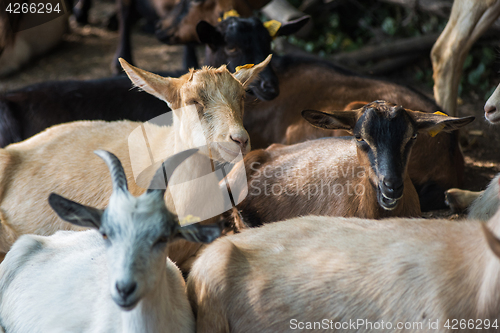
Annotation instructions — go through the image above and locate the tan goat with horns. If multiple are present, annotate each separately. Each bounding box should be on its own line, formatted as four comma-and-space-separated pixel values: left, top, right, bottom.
0, 55, 272, 271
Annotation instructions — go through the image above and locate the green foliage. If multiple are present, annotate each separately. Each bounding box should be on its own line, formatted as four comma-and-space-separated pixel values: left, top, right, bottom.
381, 17, 397, 36
284, 0, 499, 97
286, 0, 447, 54
460, 45, 499, 98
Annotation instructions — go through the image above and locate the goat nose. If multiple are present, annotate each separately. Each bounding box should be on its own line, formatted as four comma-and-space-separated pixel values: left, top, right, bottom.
230, 134, 249, 150
383, 178, 404, 192
485, 104, 497, 115
116, 281, 137, 299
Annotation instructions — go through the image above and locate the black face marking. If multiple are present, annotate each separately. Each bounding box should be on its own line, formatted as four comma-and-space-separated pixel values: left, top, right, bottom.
354, 102, 418, 209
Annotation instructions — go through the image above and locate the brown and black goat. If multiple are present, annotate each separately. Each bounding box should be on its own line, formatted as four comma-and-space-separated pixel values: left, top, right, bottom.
191, 17, 473, 210
226, 101, 474, 226
1, 16, 466, 211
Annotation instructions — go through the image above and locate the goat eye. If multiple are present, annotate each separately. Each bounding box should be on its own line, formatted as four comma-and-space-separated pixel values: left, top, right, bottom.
101, 233, 108, 240
355, 136, 364, 142
411, 133, 418, 140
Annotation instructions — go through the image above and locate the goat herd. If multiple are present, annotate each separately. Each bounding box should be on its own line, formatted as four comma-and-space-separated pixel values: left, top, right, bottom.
1, 0, 500, 332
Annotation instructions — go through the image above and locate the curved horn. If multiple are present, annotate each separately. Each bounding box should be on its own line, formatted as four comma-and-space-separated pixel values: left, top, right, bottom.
147, 148, 199, 193
94, 150, 128, 193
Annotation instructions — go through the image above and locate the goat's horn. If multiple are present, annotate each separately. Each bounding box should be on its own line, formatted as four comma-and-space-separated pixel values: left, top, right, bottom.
147, 149, 199, 193
94, 150, 128, 193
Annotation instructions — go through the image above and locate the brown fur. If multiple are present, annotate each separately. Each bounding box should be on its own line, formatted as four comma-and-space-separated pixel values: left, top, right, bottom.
242, 60, 468, 209
227, 101, 473, 225
234, 137, 420, 223
284, 122, 349, 145
0, 59, 271, 272
188, 209, 500, 333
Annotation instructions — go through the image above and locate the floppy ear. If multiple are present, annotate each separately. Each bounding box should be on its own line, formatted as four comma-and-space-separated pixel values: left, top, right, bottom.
301, 109, 359, 131
175, 223, 222, 244
275, 16, 310, 37
196, 21, 224, 47
409, 111, 475, 137
233, 54, 272, 88
48, 193, 103, 229
119, 58, 180, 107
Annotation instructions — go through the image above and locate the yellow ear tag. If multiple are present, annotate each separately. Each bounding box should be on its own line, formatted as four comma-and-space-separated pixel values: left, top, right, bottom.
263, 20, 282, 39
428, 111, 449, 137
218, 9, 240, 22
180, 215, 201, 225
235, 63, 254, 72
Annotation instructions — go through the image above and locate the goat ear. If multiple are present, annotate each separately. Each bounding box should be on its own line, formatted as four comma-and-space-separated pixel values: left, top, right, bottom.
481, 223, 500, 259
233, 54, 272, 88
175, 223, 221, 244
275, 16, 310, 37
410, 111, 475, 137
48, 193, 103, 229
196, 21, 224, 47
301, 109, 358, 130
119, 58, 179, 106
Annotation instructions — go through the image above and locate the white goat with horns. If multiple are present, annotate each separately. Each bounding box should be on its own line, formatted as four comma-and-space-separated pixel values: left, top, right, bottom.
0, 149, 221, 333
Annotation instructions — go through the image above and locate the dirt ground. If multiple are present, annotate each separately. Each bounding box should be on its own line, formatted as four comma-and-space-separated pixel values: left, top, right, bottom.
0, 3, 498, 218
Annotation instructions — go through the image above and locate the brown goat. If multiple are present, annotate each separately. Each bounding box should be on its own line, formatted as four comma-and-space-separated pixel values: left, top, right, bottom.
226, 101, 473, 226
188, 206, 500, 333
243, 56, 468, 211
0, 57, 271, 273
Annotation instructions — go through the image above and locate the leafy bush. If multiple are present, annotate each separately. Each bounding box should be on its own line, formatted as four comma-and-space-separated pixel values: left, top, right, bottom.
285, 0, 500, 97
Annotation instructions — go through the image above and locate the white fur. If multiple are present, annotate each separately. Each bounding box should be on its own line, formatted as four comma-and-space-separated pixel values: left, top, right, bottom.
459, 86, 500, 220
485, 83, 500, 124
468, 174, 500, 221
0, 156, 197, 332
0, 231, 193, 333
